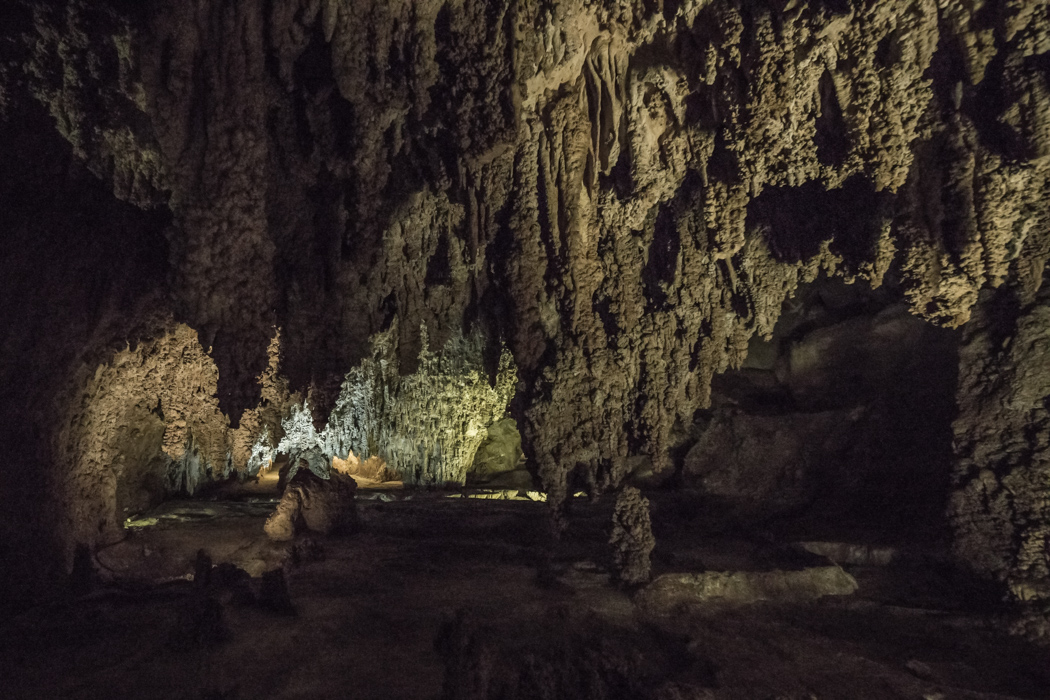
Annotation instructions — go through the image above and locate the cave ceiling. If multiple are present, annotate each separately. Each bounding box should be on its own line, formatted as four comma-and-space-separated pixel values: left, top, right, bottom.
1, 0, 1049, 603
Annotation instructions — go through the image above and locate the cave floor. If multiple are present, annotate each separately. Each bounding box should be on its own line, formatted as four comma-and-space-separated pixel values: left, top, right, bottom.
1, 491, 1047, 700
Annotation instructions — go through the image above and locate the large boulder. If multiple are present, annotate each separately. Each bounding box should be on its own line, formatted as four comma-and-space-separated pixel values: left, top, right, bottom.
300, 471, 358, 535
777, 304, 943, 410
468, 418, 524, 483
682, 408, 860, 516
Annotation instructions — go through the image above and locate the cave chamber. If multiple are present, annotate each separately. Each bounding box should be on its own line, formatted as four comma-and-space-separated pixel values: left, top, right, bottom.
2, 0, 1049, 698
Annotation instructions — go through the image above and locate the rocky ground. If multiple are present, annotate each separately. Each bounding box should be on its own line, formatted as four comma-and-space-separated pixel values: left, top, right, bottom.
1, 489, 1046, 700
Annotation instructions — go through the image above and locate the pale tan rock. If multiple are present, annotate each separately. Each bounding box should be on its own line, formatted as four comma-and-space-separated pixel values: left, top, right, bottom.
263, 488, 302, 543
265, 468, 357, 541
637, 566, 859, 610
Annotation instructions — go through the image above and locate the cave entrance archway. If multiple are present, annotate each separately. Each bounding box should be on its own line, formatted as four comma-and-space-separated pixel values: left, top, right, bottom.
683, 276, 960, 546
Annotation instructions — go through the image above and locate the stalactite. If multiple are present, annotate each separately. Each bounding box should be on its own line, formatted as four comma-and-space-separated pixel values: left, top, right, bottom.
279, 323, 517, 486
7, 0, 1050, 602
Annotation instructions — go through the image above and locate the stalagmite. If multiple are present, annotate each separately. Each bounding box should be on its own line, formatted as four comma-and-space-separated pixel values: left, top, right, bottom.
1, 0, 1049, 641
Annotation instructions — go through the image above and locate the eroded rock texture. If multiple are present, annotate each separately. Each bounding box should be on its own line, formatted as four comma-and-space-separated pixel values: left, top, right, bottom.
57, 324, 229, 551
3, 0, 1050, 604
684, 279, 960, 532
0, 75, 172, 601
610, 485, 655, 585
50, 321, 296, 565
951, 283, 1050, 605
275, 324, 517, 485
264, 466, 357, 541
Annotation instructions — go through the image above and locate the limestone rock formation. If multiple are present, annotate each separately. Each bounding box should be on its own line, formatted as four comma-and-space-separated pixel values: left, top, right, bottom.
264, 467, 357, 541
299, 470, 358, 536
332, 453, 400, 484
682, 408, 859, 517
320, 324, 517, 485
468, 418, 524, 484
610, 486, 656, 586
263, 494, 299, 543
57, 324, 231, 551
1, 0, 1049, 608
233, 331, 300, 476
950, 283, 1050, 605
57, 324, 294, 559
686, 279, 960, 529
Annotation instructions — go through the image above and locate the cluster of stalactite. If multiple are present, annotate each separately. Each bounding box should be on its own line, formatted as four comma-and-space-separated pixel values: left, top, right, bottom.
4, 0, 1050, 605
273, 322, 517, 486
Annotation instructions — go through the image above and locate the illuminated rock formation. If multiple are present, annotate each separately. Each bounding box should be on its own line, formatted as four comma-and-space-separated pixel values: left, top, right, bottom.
1, 0, 1048, 609
57, 324, 230, 551
264, 466, 357, 541
281, 324, 517, 486
56, 324, 292, 559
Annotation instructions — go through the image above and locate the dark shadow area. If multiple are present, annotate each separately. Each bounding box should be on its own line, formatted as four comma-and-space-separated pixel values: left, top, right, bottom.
597, 148, 634, 199
592, 293, 621, 350
0, 97, 173, 610
425, 235, 454, 286
642, 201, 681, 311
814, 70, 849, 166
681, 277, 959, 545
746, 175, 893, 265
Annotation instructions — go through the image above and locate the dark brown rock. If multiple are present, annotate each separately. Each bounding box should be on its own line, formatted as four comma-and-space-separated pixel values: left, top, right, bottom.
610, 486, 655, 586
264, 468, 357, 541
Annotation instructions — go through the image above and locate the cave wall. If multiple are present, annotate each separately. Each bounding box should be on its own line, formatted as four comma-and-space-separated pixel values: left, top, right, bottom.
0, 89, 173, 603
2, 0, 1050, 602
951, 281, 1050, 604
55, 319, 294, 563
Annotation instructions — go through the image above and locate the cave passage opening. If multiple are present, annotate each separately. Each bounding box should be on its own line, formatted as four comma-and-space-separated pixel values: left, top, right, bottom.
682, 275, 960, 547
